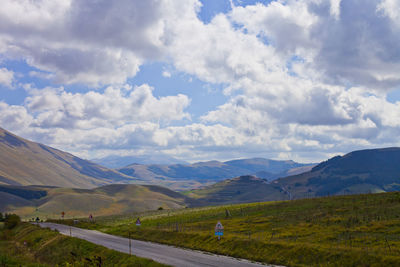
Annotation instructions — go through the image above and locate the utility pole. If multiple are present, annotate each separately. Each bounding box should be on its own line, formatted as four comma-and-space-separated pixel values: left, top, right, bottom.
128, 231, 131, 256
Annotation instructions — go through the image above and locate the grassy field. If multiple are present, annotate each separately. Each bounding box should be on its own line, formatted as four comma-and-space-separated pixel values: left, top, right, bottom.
51, 192, 400, 266
0, 222, 168, 266
2, 184, 192, 220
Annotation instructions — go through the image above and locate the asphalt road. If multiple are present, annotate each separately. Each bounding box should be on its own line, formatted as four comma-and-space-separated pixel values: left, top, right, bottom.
39, 222, 276, 267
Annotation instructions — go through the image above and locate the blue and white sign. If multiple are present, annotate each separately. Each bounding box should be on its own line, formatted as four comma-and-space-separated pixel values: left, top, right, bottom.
215, 221, 224, 238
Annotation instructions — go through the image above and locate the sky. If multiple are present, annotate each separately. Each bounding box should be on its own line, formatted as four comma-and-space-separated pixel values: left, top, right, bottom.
1, 0, 400, 164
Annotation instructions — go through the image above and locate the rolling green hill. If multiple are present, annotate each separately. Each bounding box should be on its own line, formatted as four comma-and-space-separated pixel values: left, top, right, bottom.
0, 127, 135, 188
0, 184, 194, 219
185, 175, 287, 205
61, 192, 400, 266
187, 148, 400, 203
275, 147, 400, 198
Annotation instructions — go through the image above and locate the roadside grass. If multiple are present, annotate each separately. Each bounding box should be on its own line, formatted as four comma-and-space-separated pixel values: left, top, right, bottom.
0, 222, 168, 266
50, 192, 400, 266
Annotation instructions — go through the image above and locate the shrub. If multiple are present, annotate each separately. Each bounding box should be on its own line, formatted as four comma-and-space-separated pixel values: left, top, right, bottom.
4, 214, 21, 229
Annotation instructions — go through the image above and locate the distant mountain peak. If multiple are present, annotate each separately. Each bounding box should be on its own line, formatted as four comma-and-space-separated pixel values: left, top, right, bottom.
92, 154, 188, 168
191, 160, 223, 167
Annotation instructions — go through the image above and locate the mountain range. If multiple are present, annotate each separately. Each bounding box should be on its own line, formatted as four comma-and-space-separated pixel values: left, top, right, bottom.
117, 158, 314, 190
92, 154, 188, 169
0, 126, 313, 190
2, 126, 400, 219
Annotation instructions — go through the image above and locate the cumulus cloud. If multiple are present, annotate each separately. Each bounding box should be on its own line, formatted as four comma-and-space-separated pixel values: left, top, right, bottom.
0, 68, 14, 88
0, 0, 200, 86
378, 0, 400, 21
0, 83, 192, 156
3, 0, 398, 90
163, 0, 400, 160
0, 102, 33, 131
24, 84, 190, 129
2, 0, 399, 90
2, 0, 400, 162
228, 0, 400, 90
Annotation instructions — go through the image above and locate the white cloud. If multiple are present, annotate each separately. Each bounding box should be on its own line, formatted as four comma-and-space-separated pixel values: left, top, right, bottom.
0, 68, 14, 88
2, 0, 398, 90
24, 84, 190, 129
229, 1, 318, 56
154, 123, 246, 147
161, 0, 400, 160
377, 0, 400, 21
0, 102, 32, 131
0, 0, 201, 86
330, 0, 342, 19
29, 71, 54, 80
166, 12, 282, 89
228, 0, 400, 90
0, 83, 193, 157
2, 0, 400, 163
162, 70, 172, 78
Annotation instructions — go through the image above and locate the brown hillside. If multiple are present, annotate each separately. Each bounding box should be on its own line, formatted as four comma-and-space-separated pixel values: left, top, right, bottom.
0, 127, 134, 188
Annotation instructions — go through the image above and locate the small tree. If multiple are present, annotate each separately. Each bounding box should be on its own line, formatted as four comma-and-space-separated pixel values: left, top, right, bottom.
0, 212, 3, 222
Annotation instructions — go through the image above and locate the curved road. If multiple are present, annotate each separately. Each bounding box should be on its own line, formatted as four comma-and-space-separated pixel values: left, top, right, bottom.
39, 222, 277, 267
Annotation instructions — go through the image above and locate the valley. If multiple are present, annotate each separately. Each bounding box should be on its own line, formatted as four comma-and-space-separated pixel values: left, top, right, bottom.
2, 127, 400, 266
2, 128, 400, 222
116, 157, 314, 190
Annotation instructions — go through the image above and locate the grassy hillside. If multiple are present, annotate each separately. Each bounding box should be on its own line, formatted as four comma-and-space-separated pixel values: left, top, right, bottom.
0, 184, 194, 219
185, 175, 288, 204
57, 192, 400, 266
0, 127, 135, 188
0, 222, 167, 266
275, 147, 400, 198
185, 148, 400, 204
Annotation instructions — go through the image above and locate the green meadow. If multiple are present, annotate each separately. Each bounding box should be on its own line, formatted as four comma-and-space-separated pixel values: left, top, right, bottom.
51, 192, 400, 266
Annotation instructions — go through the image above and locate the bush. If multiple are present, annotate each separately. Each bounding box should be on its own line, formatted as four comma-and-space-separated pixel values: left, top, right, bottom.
4, 214, 21, 229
